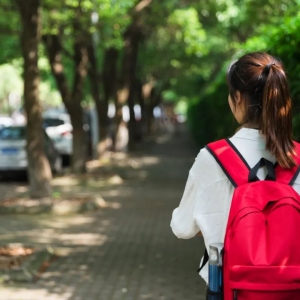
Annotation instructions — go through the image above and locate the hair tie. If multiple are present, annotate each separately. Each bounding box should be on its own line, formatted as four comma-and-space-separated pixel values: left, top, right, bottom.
263, 62, 276, 76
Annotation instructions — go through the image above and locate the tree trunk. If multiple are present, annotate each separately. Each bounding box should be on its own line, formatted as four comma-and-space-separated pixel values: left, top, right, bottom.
127, 88, 137, 149
43, 33, 87, 173
113, 41, 130, 151
146, 88, 162, 135
146, 104, 155, 135
87, 38, 103, 157
71, 37, 88, 173
137, 80, 147, 137
102, 48, 119, 152
114, 30, 140, 150
87, 42, 118, 156
127, 32, 140, 149
113, 91, 126, 151
42, 35, 72, 107
16, 0, 52, 198
141, 80, 155, 135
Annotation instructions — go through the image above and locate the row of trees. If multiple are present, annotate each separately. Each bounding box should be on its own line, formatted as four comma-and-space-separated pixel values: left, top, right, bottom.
1, 0, 299, 198
2, 0, 190, 197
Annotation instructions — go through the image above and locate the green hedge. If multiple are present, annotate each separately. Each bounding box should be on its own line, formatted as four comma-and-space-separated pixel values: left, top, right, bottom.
187, 74, 237, 147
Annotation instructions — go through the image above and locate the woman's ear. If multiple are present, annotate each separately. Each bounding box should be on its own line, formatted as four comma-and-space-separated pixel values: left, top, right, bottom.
235, 91, 242, 104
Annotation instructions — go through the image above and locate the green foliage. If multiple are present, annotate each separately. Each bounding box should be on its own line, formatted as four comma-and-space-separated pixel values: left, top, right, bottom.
187, 73, 237, 147
2, 0, 300, 146
0, 63, 23, 113
267, 13, 300, 139
168, 8, 207, 57
0, 1, 20, 64
239, 10, 300, 139
187, 0, 300, 146
43, 0, 136, 49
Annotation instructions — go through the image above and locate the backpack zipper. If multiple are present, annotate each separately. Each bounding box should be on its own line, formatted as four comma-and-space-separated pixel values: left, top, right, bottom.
233, 290, 238, 300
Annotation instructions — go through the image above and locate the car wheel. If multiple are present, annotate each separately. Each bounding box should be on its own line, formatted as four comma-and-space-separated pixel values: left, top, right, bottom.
53, 156, 63, 175
0, 171, 6, 180
62, 154, 71, 167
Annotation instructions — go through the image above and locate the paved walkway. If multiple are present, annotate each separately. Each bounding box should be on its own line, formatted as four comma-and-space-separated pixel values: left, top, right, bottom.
0, 130, 206, 299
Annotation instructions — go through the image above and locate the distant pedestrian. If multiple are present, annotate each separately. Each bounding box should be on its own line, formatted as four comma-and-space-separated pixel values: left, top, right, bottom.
171, 52, 300, 299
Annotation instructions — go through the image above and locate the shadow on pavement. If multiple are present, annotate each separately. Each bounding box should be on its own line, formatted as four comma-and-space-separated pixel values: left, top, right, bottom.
0, 129, 207, 300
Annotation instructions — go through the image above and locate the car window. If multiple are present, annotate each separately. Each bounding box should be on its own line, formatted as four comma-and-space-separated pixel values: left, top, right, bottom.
0, 127, 25, 140
43, 118, 65, 127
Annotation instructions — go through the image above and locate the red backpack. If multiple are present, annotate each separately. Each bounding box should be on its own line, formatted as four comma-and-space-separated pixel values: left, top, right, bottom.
206, 139, 300, 300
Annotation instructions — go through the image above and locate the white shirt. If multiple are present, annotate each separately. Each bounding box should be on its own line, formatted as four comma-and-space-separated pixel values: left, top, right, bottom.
170, 128, 300, 283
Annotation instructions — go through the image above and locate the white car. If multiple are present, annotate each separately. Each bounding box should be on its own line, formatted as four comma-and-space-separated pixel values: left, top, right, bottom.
0, 126, 62, 175
0, 115, 14, 128
42, 115, 73, 157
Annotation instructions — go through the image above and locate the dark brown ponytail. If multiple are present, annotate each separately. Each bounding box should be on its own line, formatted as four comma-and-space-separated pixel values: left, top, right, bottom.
227, 52, 296, 168
261, 62, 295, 168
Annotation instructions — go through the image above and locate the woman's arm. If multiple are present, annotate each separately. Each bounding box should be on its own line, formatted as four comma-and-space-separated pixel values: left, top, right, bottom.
171, 172, 200, 239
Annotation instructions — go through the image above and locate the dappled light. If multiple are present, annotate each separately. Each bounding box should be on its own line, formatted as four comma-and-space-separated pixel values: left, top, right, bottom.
134, 0, 152, 13
15, 185, 28, 193
0, 129, 205, 299
36, 215, 98, 228
0, 213, 111, 246
1, 0, 299, 298
53, 62, 63, 73
58, 233, 108, 246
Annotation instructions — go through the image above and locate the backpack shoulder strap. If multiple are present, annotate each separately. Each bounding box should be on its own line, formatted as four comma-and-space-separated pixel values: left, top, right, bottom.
206, 139, 250, 187
276, 141, 300, 185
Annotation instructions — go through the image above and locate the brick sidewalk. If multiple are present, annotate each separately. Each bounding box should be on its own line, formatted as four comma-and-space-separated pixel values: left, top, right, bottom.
0, 132, 206, 300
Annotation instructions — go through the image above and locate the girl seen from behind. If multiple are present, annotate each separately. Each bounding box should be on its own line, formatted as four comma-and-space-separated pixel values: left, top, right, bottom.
171, 52, 300, 299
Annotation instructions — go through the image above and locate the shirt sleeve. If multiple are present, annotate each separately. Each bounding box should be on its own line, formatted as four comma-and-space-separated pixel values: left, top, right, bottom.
171, 171, 200, 239
170, 147, 229, 239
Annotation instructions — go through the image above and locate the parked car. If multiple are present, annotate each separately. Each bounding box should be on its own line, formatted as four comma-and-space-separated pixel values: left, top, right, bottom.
0, 126, 62, 175
43, 111, 93, 161
0, 115, 14, 128
42, 114, 73, 158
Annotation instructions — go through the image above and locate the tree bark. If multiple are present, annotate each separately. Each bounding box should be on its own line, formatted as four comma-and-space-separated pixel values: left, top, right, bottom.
16, 0, 52, 198
114, 29, 141, 150
42, 32, 87, 173
136, 79, 146, 138
141, 80, 156, 135
146, 103, 155, 135
102, 48, 119, 152
127, 34, 140, 149
71, 36, 88, 173
113, 0, 153, 150
42, 35, 71, 107
146, 87, 162, 135
87, 42, 118, 156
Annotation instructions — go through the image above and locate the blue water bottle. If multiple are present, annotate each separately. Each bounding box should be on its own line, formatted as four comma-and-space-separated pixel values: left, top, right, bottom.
208, 243, 223, 299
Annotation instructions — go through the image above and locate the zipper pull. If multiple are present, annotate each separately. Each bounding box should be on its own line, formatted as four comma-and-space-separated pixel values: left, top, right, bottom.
233, 290, 238, 300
